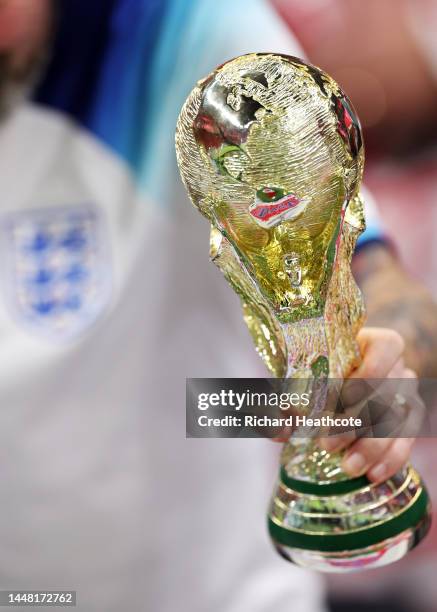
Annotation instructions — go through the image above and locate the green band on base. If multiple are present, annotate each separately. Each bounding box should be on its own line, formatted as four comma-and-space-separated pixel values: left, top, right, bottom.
268, 487, 429, 552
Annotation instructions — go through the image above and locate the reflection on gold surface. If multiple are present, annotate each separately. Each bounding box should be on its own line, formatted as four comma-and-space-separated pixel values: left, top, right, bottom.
176, 53, 365, 380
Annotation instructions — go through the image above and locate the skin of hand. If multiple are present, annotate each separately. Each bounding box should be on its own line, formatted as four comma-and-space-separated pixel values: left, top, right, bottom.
318, 326, 417, 484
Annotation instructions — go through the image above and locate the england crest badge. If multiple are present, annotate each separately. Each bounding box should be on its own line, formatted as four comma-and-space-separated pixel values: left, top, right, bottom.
1, 205, 112, 342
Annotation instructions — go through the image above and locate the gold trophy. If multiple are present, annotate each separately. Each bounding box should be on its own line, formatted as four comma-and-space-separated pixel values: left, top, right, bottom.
175, 54, 431, 572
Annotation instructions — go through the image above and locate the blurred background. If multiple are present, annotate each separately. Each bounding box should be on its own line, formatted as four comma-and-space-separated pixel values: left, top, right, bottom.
272, 1, 437, 611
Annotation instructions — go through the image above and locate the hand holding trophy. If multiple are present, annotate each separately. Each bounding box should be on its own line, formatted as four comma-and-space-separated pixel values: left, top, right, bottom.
175, 54, 431, 572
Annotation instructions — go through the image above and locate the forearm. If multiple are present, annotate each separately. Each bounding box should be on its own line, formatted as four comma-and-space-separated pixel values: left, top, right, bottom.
352, 243, 437, 377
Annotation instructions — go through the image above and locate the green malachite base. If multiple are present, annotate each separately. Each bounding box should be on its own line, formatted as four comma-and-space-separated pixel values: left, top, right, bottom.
268, 486, 430, 552
269, 446, 432, 571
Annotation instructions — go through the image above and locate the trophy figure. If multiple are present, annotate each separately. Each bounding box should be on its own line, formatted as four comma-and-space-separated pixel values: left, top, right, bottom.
175, 53, 431, 572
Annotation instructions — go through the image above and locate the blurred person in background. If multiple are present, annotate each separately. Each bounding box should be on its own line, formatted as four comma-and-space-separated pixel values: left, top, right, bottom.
272, 1, 437, 611
0, 1, 436, 611
0, 2, 329, 611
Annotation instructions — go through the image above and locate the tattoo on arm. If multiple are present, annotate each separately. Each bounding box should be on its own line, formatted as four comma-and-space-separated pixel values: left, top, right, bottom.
353, 244, 437, 377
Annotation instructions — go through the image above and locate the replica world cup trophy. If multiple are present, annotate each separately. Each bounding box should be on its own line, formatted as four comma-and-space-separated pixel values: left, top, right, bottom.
175, 54, 431, 572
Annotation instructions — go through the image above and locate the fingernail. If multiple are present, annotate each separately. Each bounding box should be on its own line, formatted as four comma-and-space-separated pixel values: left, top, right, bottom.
368, 463, 387, 482
343, 452, 366, 476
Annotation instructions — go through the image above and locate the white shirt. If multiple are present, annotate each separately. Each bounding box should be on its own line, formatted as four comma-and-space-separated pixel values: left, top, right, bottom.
0, 3, 326, 611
